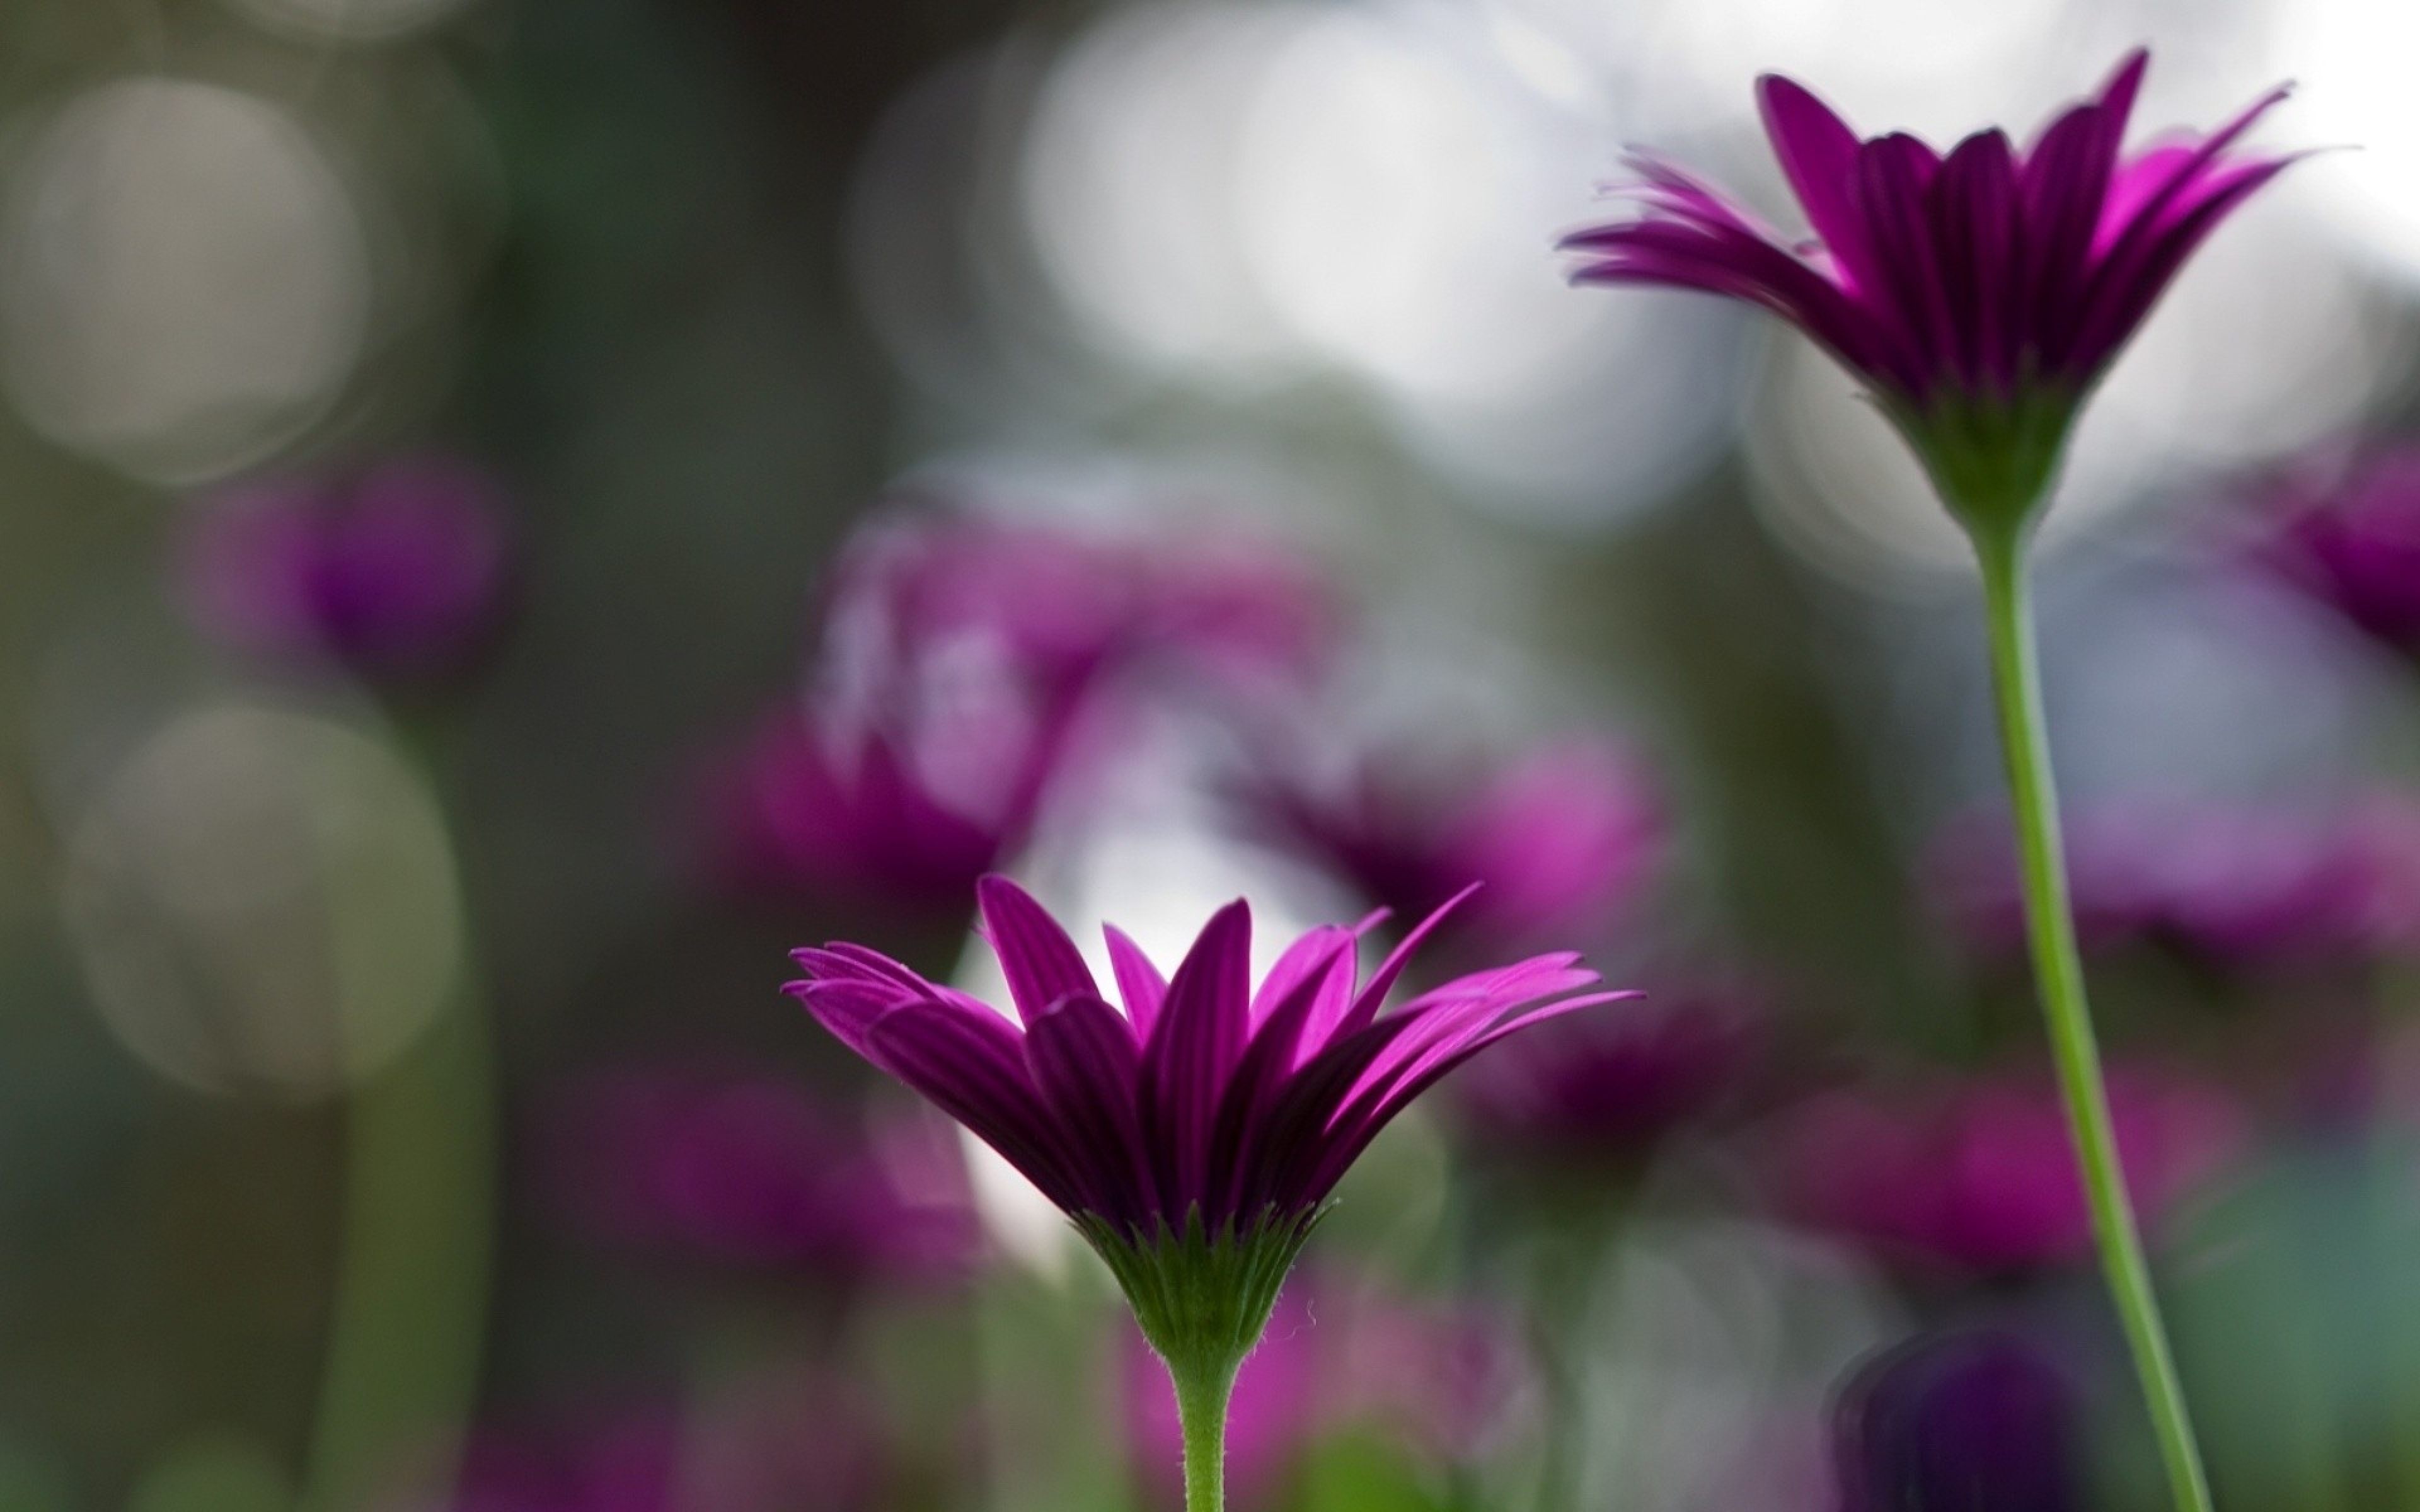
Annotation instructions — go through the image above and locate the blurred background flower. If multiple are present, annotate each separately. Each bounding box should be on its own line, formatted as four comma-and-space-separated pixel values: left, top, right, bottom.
180, 455, 514, 685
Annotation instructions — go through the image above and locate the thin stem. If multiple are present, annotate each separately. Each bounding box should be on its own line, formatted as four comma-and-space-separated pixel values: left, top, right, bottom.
1971, 530, 2215, 1512
1168, 1356, 1236, 1512
303, 984, 495, 1512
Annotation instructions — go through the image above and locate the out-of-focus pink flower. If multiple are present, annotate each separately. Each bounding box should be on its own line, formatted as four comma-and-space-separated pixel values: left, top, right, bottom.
1451, 984, 1756, 1162
1770, 1063, 2242, 1274
1236, 738, 1664, 959
694, 699, 1075, 919
1930, 798, 2420, 969
2254, 447, 2420, 653
182, 455, 513, 682
822, 510, 1334, 707
1122, 1275, 1520, 1509
447, 1371, 885, 1512
1833, 1329, 2083, 1512
696, 505, 1335, 914
549, 1066, 977, 1282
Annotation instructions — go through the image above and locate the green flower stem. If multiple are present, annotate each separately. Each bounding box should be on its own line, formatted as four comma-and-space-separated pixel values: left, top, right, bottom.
1971, 527, 2215, 1512
303, 979, 495, 1512
1168, 1355, 1238, 1512
1080, 1208, 1320, 1512
304, 723, 495, 1512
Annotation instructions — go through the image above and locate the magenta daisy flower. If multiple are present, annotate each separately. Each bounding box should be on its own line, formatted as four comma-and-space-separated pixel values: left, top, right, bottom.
784, 876, 1625, 1508
1564, 50, 2300, 530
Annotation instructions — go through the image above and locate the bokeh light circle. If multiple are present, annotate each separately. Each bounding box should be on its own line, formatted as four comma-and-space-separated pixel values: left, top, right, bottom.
60, 704, 462, 1100
0, 78, 371, 484
1019, 3, 1303, 383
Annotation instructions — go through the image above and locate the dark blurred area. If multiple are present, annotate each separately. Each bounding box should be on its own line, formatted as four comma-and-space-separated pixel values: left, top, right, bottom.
9, 1, 2420, 1509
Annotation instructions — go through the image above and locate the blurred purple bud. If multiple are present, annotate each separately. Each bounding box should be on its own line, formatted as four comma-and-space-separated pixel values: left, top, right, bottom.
1771, 1063, 2242, 1274
690, 701, 1070, 919
182, 454, 512, 683
2254, 445, 2420, 653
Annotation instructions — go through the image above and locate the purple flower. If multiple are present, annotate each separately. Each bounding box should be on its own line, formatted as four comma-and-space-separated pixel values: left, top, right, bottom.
1564, 50, 2299, 527
1770, 1063, 2242, 1274
697, 507, 1332, 921
1451, 982, 1756, 1162
547, 1065, 977, 1282
1833, 1329, 2083, 1512
1930, 798, 2420, 969
2253, 445, 2420, 652
181, 455, 512, 682
1236, 738, 1664, 961
1123, 1274, 1519, 1509
786, 874, 1623, 1484
786, 876, 1625, 1242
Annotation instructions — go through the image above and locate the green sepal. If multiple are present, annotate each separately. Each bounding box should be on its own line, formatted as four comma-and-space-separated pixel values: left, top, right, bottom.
1073, 1205, 1326, 1380
1882, 381, 2080, 544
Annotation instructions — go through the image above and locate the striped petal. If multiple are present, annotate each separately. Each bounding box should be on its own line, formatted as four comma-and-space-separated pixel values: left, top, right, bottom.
978, 874, 1101, 1026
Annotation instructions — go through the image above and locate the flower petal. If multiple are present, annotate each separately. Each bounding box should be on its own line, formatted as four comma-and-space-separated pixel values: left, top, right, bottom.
785, 978, 913, 1063
2069, 152, 2302, 378
1024, 992, 1152, 1225
978, 874, 1102, 1026
867, 1002, 1083, 1212
1929, 129, 2020, 387
1305, 990, 1640, 1200
1205, 927, 1359, 1215
1325, 882, 1484, 1046
1104, 924, 1168, 1037
1143, 898, 1255, 1209
1853, 132, 1952, 385
1758, 73, 1882, 294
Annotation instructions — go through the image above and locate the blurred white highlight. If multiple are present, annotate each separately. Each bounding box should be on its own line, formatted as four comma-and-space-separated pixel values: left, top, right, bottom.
0, 79, 371, 484
60, 705, 462, 1099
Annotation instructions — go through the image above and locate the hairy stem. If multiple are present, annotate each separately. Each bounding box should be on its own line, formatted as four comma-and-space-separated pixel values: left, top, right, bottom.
1168, 1355, 1236, 1512
1972, 529, 2214, 1512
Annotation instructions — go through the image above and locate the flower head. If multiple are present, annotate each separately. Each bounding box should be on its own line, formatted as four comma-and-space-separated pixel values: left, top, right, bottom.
1770, 1063, 2241, 1274
785, 876, 1623, 1393
182, 454, 513, 682
1564, 50, 2299, 532
1236, 738, 1663, 963
1833, 1329, 2084, 1512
